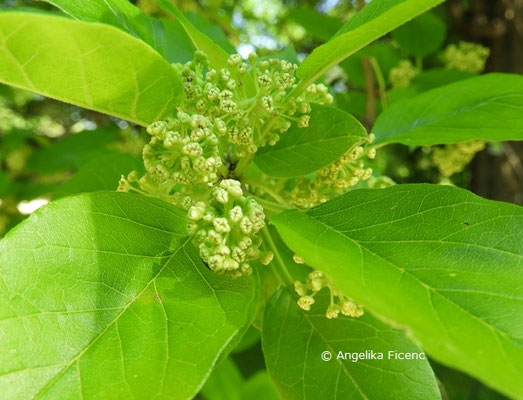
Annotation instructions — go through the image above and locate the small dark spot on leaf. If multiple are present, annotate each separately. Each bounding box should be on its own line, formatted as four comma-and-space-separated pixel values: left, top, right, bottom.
463, 222, 470, 226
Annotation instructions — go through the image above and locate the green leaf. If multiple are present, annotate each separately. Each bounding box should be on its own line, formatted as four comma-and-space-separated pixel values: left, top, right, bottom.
27, 128, 119, 174
200, 358, 243, 400
287, 8, 343, 42
156, 0, 257, 96
262, 288, 440, 400
272, 184, 523, 399
263, 45, 299, 65
0, 192, 257, 399
340, 42, 402, 88
412, 69, 475, 92
254, 105, 368, 177
391, 11, 446, 57
232, 326, 261, 354
373, 73, 523, 145
241, 372, 279, 400
433, 362, 507, 400
156, 0, 230, 71
0, 12, 183, 126
53, 152, 143, 199
295, 0, 445, 92
44, 0, 196, 63
185, 11, 235, 54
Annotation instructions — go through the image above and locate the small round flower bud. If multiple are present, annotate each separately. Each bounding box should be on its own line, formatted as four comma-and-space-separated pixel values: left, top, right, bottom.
292, 254, 304, 264
260, 251, 274, 265
213, 217, 231, 233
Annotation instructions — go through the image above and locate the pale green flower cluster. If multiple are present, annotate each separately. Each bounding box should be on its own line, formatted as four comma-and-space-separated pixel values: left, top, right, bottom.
389, 60, 419, 89
145, 114, 222, 186
431, 140, 486, 177
187, 179, 270, 277
117, 113, 223, 205
294, 269, 364, 319
119, 51, 336, 277
290, 136, 375, 208
176, 50, 333, 158
444, 41, 490, 73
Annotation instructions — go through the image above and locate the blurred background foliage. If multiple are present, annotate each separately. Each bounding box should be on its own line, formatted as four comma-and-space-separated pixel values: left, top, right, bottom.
0, 0, 521, 398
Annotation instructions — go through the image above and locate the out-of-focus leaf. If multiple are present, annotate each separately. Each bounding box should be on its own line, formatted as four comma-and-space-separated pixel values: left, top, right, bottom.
241, 372, 279, 400
391, 11, 446, 57
340, 42, 402, 87
287, 8, 342, 42
295, 0, 445, 93
201, 358, 243, 400
27, 128, 119, 174
54, 152, 143, 198
185, 11, 235, 54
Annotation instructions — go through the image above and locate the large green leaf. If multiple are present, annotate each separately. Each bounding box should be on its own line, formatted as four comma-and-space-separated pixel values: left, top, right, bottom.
254, 105, 367, 177
0, 192, 257, 399
295, 0, 445, 93
44, 0, 194, 63
262, 289, 440, 400
373, 73, 523, 145
272, 184, 523, 399
0, 12, 183, 126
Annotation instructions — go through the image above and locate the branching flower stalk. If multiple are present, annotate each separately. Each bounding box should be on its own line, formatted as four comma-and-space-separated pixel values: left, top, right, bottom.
294, 268, 364, 319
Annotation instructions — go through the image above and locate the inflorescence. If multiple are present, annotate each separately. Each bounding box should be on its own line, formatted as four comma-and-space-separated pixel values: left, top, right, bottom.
119, 51, 333, 277
290, 135, 376, 208
294, 269, 364, 319
187, 179, 272, 277
443, 41, 490, 73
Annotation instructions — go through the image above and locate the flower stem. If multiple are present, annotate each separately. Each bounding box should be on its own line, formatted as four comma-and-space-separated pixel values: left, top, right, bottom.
261, 226, 294, 286
245, 179, 290, 207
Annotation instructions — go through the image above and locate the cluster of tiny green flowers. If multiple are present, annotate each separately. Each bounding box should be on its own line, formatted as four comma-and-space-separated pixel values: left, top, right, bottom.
443, 41, 490, 73
187, 179, 270, 277
118, 112, 223, 205
144, 113, 222, 186
174, 50, 333, 158
294, 269, 364, 319
431, 140, 486, 177
291, 136, 375, 208
389, 60, 419, 89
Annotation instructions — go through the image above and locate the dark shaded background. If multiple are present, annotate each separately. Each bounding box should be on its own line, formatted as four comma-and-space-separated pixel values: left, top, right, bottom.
449, 0, 523, 204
